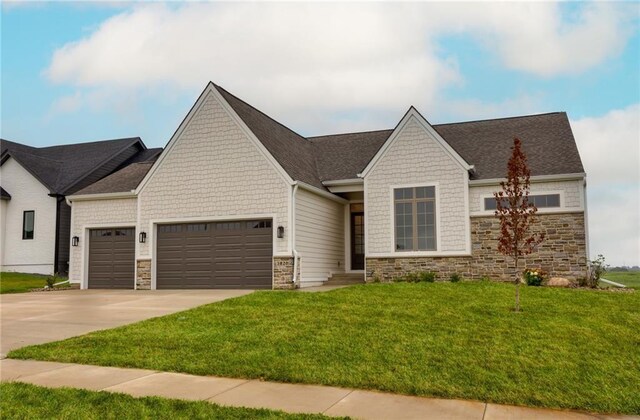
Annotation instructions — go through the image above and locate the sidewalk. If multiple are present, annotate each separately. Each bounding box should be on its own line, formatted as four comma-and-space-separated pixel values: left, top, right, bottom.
0, 359, 634, 420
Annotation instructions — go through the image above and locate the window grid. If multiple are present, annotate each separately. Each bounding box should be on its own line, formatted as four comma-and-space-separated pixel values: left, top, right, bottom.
394, 187, 436, 251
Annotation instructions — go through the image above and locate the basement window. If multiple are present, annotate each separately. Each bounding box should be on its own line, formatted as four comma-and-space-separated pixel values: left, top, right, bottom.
22, 210, 34, 240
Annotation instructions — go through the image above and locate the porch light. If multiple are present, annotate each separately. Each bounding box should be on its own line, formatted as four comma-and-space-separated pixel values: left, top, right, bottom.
139, 232, 147, 243
71, 236, 79, 247
277, 226, 284, 238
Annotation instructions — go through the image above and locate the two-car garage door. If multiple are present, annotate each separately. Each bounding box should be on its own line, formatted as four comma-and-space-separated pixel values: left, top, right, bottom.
156, 219, 273, 289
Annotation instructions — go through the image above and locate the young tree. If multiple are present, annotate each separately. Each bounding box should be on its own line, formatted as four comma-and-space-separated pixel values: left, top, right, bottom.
494, 138, 544, 312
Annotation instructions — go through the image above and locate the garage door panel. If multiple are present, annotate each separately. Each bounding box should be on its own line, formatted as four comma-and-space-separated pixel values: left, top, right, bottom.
89, 228, 135, 289
157, 220, 272, 289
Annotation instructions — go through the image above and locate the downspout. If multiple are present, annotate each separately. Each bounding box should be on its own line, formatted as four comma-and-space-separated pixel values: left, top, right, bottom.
291, 183, 300, 286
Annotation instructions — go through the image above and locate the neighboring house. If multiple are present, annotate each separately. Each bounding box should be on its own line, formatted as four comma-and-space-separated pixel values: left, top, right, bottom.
0, 138, 162, 275
66, 82, 587, 290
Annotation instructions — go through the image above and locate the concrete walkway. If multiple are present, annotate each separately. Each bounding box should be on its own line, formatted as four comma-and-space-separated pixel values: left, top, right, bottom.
0, 289, 252, 357
1, 359, 634, 420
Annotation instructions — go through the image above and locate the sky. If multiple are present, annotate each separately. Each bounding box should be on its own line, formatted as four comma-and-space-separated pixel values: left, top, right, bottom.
1, 1, 639, 266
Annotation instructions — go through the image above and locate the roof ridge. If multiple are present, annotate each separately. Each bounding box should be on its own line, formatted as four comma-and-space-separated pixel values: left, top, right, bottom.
40, 136, 141, 150
433, 112, 565, 127
307, 128, 394, 140
10, 149, 64, 164
213, 84, 309, 144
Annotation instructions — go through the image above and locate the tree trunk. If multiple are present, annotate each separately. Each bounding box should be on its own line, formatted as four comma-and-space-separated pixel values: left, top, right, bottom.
514, 255, 520, 312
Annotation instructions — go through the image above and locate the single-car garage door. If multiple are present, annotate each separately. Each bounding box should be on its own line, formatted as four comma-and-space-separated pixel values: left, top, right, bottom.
156, 219, 273, 289
88, 228, 135, 289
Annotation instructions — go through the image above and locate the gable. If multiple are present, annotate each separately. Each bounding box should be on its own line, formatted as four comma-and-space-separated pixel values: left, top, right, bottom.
0, 156, 51, 195
360, 108, 472, 179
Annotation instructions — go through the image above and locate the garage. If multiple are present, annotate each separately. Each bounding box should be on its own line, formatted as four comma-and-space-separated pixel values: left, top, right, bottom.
156, 219, 273, 289
88, 228, 135, 289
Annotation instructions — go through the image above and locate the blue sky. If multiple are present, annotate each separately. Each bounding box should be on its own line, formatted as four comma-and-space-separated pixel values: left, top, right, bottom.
2, 2, 639, 265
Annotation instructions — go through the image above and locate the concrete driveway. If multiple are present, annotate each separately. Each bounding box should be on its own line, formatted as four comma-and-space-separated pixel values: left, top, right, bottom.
0, 289, 253, 357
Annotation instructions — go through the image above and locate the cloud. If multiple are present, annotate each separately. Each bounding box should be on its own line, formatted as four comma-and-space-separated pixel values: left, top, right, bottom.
42, 2, 635, 129
571, 104, 640, 266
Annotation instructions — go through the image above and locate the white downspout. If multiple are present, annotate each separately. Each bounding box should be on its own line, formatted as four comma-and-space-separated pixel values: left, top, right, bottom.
291, 183, 300, 286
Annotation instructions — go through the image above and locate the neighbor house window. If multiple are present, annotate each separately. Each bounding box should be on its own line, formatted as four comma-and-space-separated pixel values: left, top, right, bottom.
22, 210, 34, 240
394, 186, 436, 251
484, 194, 561, 211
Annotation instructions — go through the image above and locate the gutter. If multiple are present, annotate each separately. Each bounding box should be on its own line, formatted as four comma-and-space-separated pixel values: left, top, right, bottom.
469, 172, 586, 186
66, 191, 136, 203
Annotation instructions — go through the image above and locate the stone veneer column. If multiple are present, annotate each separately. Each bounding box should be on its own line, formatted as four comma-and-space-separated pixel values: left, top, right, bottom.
366, 213, 588, 283
273, 256, 299, 290
136, 259, 151, 290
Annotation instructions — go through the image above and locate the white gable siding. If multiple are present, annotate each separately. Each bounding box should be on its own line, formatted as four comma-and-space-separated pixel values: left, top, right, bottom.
68, 198, 137, 286
137, 91, 291, 258
0, 158, 56, 274
295, 188, 345, 285
365, 118, 469, 256
469, 180, 584, 215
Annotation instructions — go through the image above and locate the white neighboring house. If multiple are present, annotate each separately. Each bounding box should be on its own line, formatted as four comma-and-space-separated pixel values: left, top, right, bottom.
65, 82, 588, 290
0, 138, 161, 275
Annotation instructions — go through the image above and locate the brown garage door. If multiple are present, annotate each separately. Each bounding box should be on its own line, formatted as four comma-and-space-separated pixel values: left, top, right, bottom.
88, 228, 135, 289
156, 219, 272, 289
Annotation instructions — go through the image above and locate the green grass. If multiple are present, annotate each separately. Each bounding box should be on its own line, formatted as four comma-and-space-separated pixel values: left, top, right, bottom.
601, 270, 640, 289
0, 382, 334, 419
0, 272, 56, 294
9, 282, 640, 414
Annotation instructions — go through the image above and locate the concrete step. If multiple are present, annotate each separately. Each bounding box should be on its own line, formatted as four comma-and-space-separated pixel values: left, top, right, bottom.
326, 273, 365, 285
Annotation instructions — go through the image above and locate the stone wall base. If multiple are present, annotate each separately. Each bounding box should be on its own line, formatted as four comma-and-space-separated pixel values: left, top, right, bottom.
136, 259, 151, 290
367, 213, 588, 283
273, 256, 299, 290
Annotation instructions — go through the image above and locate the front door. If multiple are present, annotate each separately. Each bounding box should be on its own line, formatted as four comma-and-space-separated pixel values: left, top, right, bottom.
351, 212, 365, 270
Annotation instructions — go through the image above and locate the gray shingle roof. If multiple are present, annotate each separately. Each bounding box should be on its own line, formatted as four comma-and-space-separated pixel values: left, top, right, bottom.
73, 148, 162, 195
1, 137, 145, 194
214, 84, 323, 188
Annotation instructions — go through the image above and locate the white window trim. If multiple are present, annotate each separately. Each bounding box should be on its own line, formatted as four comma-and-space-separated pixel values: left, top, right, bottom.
473, 190, 574, 217
389, 182, 441, 255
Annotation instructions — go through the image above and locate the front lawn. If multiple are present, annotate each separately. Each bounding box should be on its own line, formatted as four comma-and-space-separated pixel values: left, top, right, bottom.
0, 272, 63, 294
0, 382, 333, 419
9, 282, 640, 414
602, 270, 640, 289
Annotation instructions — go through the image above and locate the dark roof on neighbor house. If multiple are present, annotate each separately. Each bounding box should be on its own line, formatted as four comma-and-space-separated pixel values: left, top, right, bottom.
0, 137, 147, 194
0, 187, 10, 200
73, 148, 162, 195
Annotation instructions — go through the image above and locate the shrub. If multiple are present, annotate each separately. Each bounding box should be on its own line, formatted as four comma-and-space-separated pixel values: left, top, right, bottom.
480, 276, 492, 282
418, 271, 436, 283
523, 269, 545, 286
450, 273, 462, 283
585, 254, 608, 288
45, 273, 58, 289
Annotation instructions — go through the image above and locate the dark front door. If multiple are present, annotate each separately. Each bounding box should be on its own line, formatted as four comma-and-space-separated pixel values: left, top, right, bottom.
351, 212, 364, 270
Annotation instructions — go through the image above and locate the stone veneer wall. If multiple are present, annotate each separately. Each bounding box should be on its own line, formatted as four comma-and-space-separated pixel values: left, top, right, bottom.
366, 212, 587, 282
136, 259, 151, 290
273, 256, 301, 290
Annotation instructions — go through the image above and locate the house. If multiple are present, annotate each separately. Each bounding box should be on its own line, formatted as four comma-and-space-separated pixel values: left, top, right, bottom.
66, 82, 588, 289
0, 138, 162, 275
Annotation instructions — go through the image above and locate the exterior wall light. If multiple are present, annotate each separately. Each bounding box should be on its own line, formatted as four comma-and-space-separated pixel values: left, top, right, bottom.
139, 232, 147, 243
277, 226, 284, 239
71, 236, 79, 247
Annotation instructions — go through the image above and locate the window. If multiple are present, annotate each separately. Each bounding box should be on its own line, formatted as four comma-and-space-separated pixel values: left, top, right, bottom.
22, 211, 34, 240
394, 186, 436, 251
484, 194, 561, 211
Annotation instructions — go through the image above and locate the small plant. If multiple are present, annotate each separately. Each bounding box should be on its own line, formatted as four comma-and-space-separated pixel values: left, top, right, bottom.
45, 273, 59, 289
418, 271, 436, 282
523, 269, 545, 286
586, 254, 608, 288
480, 276, 492, 282
450, 273, 462, 283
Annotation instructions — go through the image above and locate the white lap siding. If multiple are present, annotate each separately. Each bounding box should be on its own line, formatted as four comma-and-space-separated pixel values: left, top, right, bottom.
68, 198, 137, 286
137, 90, 291, 260
295, 188, 345, 285
365, 118, 469, 256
